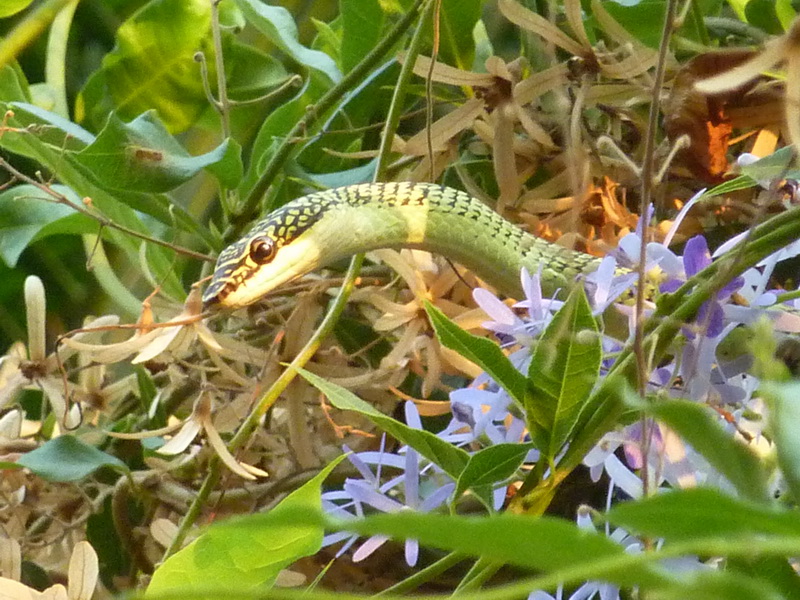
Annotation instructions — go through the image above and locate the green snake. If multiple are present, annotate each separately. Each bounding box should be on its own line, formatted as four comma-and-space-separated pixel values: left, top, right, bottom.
202, 182, 606, 309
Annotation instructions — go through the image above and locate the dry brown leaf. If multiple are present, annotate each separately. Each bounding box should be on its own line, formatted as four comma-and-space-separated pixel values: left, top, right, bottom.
513, 63, 570, 106
67, 542, 98, 600
565, 0, 591, 48
498, 0, 586, 57
405, 98, 485, 155
0, 538, 21, 581
408, 54, 495, 87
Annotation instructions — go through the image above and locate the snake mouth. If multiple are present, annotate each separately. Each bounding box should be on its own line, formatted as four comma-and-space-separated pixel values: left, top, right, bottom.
202, 279, 235, 311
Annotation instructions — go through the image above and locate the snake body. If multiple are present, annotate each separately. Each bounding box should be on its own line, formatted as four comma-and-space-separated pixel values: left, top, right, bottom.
203, 182, 604, 309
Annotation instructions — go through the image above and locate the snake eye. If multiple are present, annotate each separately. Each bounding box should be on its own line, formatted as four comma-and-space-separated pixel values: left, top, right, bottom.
248, 237, 276, 264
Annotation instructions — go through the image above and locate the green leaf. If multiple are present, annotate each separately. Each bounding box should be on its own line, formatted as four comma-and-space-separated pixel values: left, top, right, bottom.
17, 435, 129, 482
0, 0, 33, 18
223, 37, 290, 99
341, 0, 385, 73
0, 64, 31, 102
763, 381, 800, 503
454, 443, 533, 509
607, 487, 800, 541
725, 0, 750, 21
727, 555, 800, 600
294, 366, 470, 480
527, 285, 601, 459
425, 301, 528, 405
325, 511, 670, 588
645, 399, 769, 503
147, 456, 345, 599
241, 74, 326, 196
75, 112, 243, 192
775, 0, 796, 30
235, 0, 342, 82
438, 0, 482, 70
76, 0, 213, 134
0, 184, 94, 267
744, 0, 784, 34
739, 147, 800, 181
598, 1, 667, 48
656, 571, 783, 600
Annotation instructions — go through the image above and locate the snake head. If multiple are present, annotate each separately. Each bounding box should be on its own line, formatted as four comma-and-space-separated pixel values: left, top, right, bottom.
202, 202, 328, 310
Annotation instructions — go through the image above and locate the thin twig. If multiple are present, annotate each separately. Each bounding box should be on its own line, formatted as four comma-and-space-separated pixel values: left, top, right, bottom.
634, 0, 679, 499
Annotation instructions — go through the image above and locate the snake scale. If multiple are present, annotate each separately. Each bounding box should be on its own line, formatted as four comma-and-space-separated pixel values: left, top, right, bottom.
202, 182, 606, 309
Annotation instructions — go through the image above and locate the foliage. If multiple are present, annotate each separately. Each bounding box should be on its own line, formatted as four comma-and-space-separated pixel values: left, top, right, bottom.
3, 0, 800, 599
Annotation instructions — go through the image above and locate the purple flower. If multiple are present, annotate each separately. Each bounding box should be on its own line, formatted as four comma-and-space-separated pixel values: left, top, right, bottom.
661, 235, 743, 338
321, 403, 455, 566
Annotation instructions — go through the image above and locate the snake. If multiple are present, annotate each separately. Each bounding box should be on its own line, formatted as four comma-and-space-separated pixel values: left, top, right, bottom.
202, 182, 606, 309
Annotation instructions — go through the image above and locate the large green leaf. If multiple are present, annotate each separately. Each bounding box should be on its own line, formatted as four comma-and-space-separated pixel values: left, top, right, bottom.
235, 0, 342, 82
646, 399, 769, 503
16, 435, 129, 482
425, 301, 528, 405
341, 0, 385, 73
324, 510, 671, 589
76, 0, 213, 134
527, 285, 601, 460
607, 487, 800, 541
147, 456, 344, 599
295, 366, 470, 480
0, 184, 95, 267
75, 112, 242, 192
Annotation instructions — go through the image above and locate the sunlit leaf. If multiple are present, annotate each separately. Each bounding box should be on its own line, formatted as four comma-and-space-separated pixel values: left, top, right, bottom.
0, 0, 33, 18
655, 570, 783, 600
147, 456, 345, 599
0, 64, 30, 102
325, 510, 670, 589
76, 0, 214, 134
0, 103, 201, 299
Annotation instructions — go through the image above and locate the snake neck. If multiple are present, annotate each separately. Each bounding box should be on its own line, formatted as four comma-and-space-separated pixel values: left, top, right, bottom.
204, 182, 604, 308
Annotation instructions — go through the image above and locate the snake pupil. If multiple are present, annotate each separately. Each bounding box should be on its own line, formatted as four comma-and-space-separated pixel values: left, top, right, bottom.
249, 237, 275, 264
